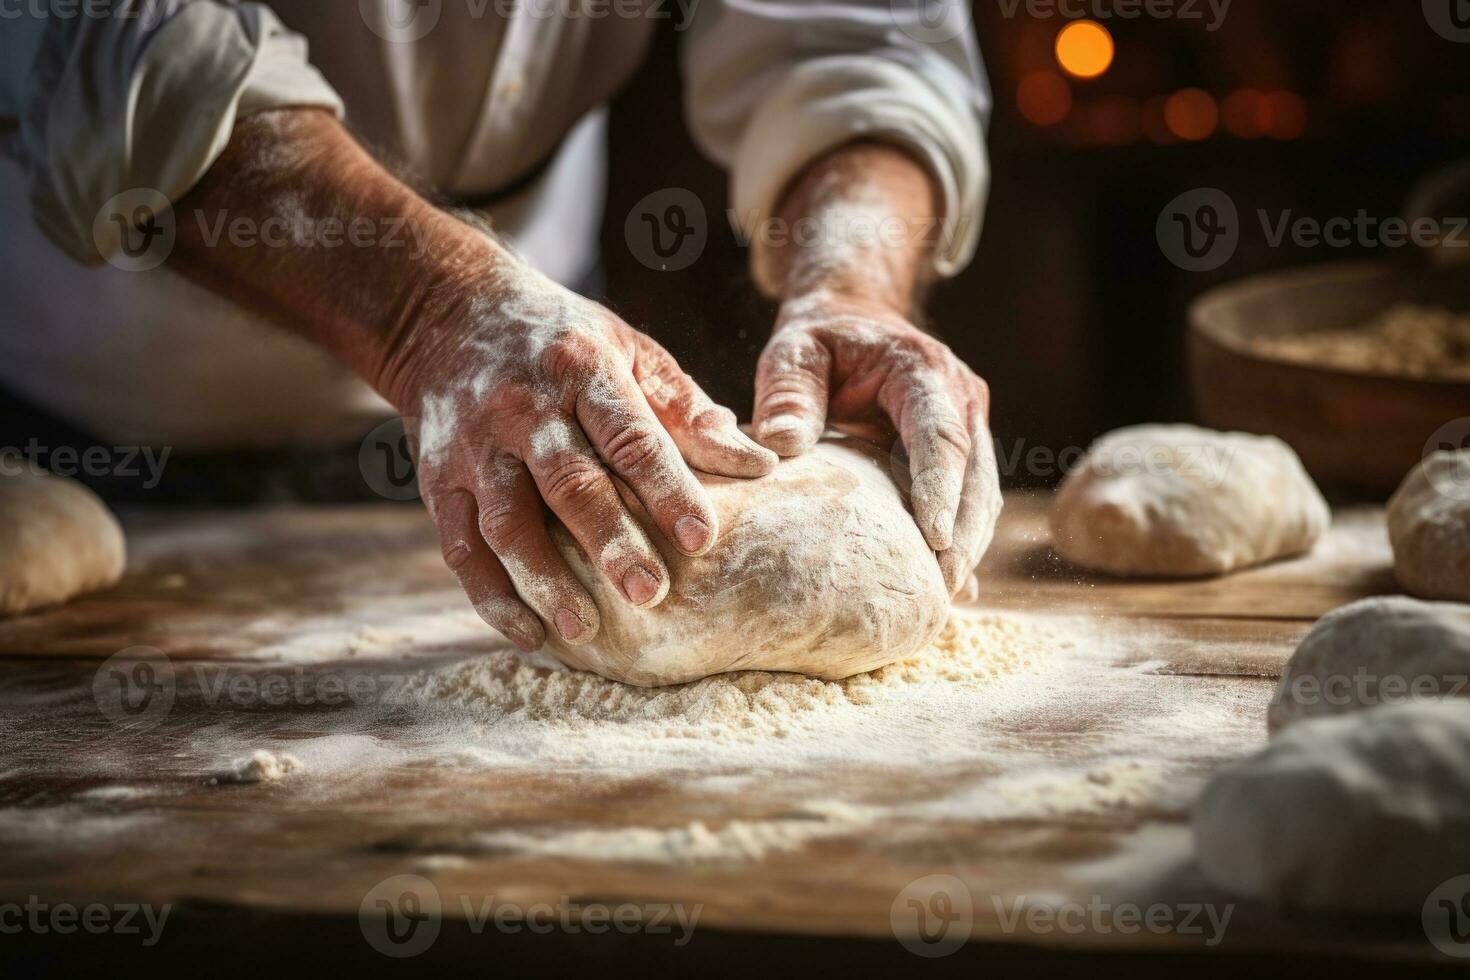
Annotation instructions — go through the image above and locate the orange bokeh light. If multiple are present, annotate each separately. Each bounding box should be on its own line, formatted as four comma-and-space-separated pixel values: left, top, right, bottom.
1017, 71, 1073, 126
1265, 91, 1308, 140
1055, 21, 1115, 80
1221, 89, 1265, 139
1163, 88, 1218, 141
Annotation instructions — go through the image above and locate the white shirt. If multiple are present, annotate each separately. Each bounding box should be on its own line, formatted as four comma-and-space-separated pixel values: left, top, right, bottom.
0, 0, 990, 447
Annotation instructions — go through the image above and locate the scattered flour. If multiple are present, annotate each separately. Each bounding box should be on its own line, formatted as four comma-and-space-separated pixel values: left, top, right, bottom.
206, 750, 306, 785
473, 801, 874, 866
404, 609, 1040, 741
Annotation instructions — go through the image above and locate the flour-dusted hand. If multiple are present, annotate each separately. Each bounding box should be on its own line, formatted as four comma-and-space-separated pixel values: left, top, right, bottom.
753, 291, 1000, 594
163, 110, 772, 653
750, 141, 1003, 597
386, 264, 777, 651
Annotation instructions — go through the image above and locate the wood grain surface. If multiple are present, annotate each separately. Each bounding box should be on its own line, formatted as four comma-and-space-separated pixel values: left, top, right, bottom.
0, 492, 1440, 963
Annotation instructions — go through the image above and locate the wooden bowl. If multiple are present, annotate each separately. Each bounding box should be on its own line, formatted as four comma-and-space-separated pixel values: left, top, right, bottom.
1189, 260, 1470, 497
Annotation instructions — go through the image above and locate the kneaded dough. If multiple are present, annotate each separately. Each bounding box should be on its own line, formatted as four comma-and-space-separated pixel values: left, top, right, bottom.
543, 435, 950, 687
1388, 449, 1470, 602
1049, 425, 1329, 577
1268, 596, 1470, 734
0, 469, 126, 616
1195, 701, 1470, 914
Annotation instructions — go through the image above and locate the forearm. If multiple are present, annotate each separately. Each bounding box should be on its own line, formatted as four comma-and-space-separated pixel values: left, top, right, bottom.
170, 108, 499, 407
766, 141, 940, 314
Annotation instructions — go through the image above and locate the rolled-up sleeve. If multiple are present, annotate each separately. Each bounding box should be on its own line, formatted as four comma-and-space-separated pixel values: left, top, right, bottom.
0, 0, 343, 264
682, 0, 990, 297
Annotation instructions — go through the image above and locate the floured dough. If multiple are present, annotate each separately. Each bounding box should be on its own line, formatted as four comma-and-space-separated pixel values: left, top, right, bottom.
1195, 701, 1470, 913
1268, 596, 1470, 734
1049, 425, 1329, 577
0, 469, 126, 616
1388, 449, 1470, 602
543, 435, 950, 687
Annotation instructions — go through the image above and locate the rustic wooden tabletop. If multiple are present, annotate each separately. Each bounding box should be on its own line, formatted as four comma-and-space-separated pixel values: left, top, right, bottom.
1, 492, 1447, 972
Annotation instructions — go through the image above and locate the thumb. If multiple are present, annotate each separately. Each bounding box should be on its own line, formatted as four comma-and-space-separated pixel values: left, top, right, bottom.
753, 331, 831, 456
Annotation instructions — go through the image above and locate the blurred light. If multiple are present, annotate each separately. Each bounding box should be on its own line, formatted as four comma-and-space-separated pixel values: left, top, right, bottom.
1055, 20, 1114, 80
1264, 91, 1307, 140
1017, 71, 1072, 126
1221, 89, 1266, 139
1163, 88, 1218, 141
1079, 95, 1140, 146
1141, 96, 1176, 145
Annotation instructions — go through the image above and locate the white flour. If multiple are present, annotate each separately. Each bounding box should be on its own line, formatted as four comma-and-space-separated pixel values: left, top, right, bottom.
1, 608, 1260, 870
404, 609, 1043, 754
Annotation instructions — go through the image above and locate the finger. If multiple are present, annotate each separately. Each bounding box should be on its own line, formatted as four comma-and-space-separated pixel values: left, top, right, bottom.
520, 416, 671, 608
574, 361, 725, 558
752, 331, 830, 456
473, 455, 602, 646
882, 371, 970, 551
936, 413, 1003, 595
633, 337, 777, 479
433, 489, 545, 652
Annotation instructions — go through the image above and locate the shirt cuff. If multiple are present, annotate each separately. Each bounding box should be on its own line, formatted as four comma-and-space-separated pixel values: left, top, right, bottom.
21, 2, 343, 264
731, 54, 987, 298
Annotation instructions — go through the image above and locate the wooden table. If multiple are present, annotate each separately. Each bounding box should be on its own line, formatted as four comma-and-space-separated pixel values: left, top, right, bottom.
1, 492, 1446, 972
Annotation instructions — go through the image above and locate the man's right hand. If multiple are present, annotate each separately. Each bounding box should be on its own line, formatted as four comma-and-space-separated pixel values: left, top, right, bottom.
171, 109, 773, 652
386, 266, 777, 651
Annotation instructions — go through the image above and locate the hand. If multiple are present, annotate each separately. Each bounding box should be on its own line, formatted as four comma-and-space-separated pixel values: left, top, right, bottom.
166, 111, 775, 648
395, 265, 777, 651
751, 289, 1001, 594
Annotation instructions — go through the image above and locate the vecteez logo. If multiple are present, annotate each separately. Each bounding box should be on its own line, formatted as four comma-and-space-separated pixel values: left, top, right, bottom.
94, 188, 175, 272
360, 875, 443, 958
92, 646, 176, 731
1156, 188, 1240, 272
360, 0, 443, 42
1424, 0, 1470, 42
890, 874, 974, 956
624, 188, 708, 272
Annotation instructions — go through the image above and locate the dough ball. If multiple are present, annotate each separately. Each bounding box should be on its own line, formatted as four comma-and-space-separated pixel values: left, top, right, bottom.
1268, 596, 1470, 734
1049, 425, 1329, 577
0, 469, 126, 617
543, 436, 950, 687
1388, 449, 1470, 602
1195, 701, 1470, 914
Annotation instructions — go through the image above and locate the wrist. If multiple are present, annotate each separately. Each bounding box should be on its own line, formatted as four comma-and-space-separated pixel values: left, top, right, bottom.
368, 220, 517, 410
770, 145, 937, 313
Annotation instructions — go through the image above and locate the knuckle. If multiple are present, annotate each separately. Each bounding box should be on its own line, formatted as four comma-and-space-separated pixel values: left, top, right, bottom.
692, 404, 736, 431
476, 498, 534, 553
926, 415, 972, 459
440, 536, 474, 569
601, 426, 665, 477
540, 453, 609, 513
539, 334, 597, 386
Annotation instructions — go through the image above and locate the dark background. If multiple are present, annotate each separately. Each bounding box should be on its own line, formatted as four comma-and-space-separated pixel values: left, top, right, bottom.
603, 0, 1470, 486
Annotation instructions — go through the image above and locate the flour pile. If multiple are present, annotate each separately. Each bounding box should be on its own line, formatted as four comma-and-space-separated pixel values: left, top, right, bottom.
1248, 303, 1470, 380
401, 609, 1058, 771
408, 610, 1035, 734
